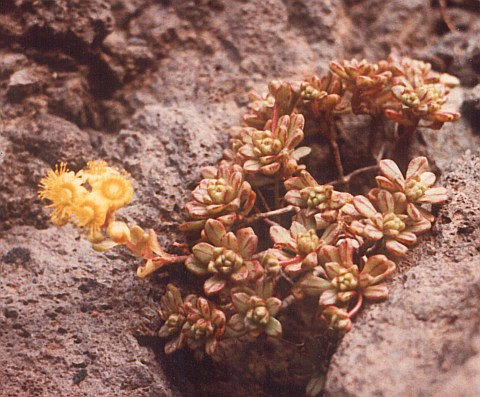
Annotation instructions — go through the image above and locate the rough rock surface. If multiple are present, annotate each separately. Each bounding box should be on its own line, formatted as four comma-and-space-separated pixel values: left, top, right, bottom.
0, 0, 479, 396
324, 153, 480, 397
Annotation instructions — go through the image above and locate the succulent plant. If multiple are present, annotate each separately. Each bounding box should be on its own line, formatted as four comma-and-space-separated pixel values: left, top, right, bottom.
285, 170, 353, 229
158, 284, 189, 354
236, 113, 311, 179
299, 239, 396, 307
269, 221, 340, 274
182, 295, 227, 357
39, 53, 457, 397
228, 278, 282, 337
300, 72, 344, 114
350, 190, 431, 256
320, 306, 352, 332
385, 56, 460, 129
182, 161, 256, 231
330, 58, 392, 115
243, 91, 275, 129
375, 156, 448, 222
185, 219, 260, 295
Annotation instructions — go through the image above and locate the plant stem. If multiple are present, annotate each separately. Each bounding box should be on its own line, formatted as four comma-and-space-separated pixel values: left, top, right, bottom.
242, 205, 300, 225
326, 117, 345, 182
347, 293, 363, 318
254, 186, 271, 212
274, 176, 280, 210
281, 294, 296, 310
271, 101, 279, 132
328, 164, 379, 186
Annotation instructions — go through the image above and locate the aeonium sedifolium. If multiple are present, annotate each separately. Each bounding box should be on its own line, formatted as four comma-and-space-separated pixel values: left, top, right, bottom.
39, 54, 455, 397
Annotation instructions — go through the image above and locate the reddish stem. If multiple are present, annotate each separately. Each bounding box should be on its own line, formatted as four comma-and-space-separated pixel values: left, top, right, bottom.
151, 255, 189, 263
348, 293, 363, 318
271, 101, 280, 132
243, 205, 299, 225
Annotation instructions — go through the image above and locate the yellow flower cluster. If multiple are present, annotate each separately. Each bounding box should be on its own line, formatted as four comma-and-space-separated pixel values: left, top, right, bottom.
38, 161, 134, 242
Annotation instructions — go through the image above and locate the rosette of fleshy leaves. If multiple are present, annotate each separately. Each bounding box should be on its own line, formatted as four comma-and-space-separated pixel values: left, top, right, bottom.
320, 306, 352, 333
385, 56, 460, 130
284, 170, 353, 229
269, 220, 340, 275
158, 284, 226, 358
243, 91, 275, 129
182, 161, 256, 232
299, 72, 344, 115
227, 278, 282, 338
185, 219, 261, 295
258, 250, 283, 280
182, 294, 227, 358
268, 79, 303, 118
349, 189, 431, 256
330, 58, 392, 115
158, 284, 189, 354
298, 239, 396, 310
375, 156, 448, 222
236, 113, 311, 179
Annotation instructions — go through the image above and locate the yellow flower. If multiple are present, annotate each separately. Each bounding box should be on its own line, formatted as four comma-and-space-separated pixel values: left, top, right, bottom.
77, 160, 119, 185
91, 173, 134, 211
107, 221, 131, 244
71, 193, 109, 242
38, 163, 87, 225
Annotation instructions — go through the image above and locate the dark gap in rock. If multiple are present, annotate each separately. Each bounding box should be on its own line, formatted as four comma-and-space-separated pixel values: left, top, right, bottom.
21, 26, 121, 99
0, 0, 15, 12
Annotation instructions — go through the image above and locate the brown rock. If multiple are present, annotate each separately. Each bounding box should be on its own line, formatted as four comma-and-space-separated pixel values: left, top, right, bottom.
324, 154, 480, 397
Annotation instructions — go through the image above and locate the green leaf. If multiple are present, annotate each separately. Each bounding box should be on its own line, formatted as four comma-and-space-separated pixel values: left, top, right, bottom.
192, 242, 215, 263
205, 219, 226, 247
265, 317, 282, 337
204, 275, 227, 295
291, 146, 311, 160
306, 375, 325, 397
299, 276, 331, 296
185, 256, 209, 276
232, 292, 251, 313
237, 227, 258, 259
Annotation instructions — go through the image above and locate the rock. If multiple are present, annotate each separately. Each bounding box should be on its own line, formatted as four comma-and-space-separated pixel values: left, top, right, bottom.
462, 84, 480, 133
7, 67, 48, 102
0, 226, 179, 397
0, 53, 28, 79
98, 104, 222, 231
1, 1, 480, 396
18, 0, 115, 46
324, 153, 480, 397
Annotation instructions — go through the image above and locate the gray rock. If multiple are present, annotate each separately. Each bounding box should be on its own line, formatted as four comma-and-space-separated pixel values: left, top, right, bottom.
324, 153, 480, 397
